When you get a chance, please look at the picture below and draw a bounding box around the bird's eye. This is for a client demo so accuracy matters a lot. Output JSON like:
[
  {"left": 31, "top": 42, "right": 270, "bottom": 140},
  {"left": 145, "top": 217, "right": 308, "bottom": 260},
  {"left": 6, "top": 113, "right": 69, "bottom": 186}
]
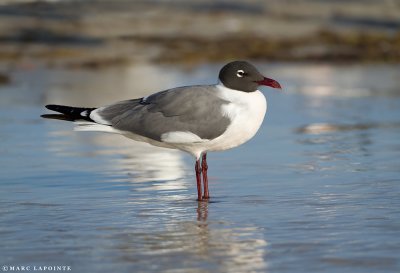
[{"left": 236, "top": 70, "right": 245, "bottom": 77}]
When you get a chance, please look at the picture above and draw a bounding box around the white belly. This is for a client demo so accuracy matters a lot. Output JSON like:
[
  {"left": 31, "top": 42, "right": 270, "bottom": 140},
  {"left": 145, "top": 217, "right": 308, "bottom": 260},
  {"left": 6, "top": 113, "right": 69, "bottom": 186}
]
[{"left": 207, "top": 89, "right": 267, "bottom": 151}]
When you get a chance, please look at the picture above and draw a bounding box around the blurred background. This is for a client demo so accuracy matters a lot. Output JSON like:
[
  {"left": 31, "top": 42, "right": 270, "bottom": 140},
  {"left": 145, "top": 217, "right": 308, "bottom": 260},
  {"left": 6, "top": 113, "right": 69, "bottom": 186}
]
[
  {"left": 0, "top": 0, "right": 399, "bottom": 72},
  {"left": 1, "top": 1, "right": 400, "bottom": 273}
]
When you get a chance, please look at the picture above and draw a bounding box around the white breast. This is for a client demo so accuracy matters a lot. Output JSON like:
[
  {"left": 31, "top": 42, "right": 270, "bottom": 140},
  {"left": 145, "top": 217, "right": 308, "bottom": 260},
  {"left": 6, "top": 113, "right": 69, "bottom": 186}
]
[{"left": 206, "top": 84, "right": 267, "bottom": 152}]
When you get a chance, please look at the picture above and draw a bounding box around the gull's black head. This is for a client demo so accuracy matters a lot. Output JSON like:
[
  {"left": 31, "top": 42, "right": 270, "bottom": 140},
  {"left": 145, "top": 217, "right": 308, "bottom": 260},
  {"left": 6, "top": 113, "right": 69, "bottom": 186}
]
[{"left": 218, "top": 61, "right": 281, "bottom": 92}]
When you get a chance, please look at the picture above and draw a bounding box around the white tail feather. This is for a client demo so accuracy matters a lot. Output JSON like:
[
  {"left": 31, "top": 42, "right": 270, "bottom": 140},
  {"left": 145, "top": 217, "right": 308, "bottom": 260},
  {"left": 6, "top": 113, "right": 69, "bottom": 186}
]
[{"left": 73, "top": 122, "right": 120, "bottom": 134}]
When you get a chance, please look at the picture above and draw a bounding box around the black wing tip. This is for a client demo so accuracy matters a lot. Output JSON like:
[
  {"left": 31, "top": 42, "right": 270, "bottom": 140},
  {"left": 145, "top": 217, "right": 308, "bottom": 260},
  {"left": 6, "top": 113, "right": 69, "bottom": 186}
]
[
  {"left": 43, "top": 104, "right": 97, "bottom": 122},
  {"left": 45, "top": 104, "right": 63, "bottom": 111},
  {"left": 41, "top": 114, "right": 75, "bottom": 121}
]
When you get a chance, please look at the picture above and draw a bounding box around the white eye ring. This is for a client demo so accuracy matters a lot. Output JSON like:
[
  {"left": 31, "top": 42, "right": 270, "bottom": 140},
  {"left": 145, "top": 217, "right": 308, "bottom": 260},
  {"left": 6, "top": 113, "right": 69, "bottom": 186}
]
[{"left": 236, "top": 70, "right": 245, "bottom": 77}]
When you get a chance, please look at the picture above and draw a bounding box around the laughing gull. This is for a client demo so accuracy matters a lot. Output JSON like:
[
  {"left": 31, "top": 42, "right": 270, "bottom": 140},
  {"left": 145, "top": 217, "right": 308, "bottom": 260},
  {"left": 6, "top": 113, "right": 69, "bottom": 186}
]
[{"left": 42, "top": 61, "right": 282, "bottom": 201}]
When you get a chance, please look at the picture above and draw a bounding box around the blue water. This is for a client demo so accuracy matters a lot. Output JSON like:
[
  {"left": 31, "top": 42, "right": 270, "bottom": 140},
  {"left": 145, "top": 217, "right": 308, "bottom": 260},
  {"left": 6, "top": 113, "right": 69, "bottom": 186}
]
[{"left": 1, "top": 63, "right": 400, "bottom": 272}]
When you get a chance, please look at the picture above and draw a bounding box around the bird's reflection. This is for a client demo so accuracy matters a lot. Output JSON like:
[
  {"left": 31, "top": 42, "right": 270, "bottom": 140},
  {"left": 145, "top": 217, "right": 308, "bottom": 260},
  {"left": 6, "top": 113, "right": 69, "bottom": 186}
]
[
  {"left": 196, "top": 200, "right": 209, "bottom": 222},
  {"left": 113, "top": 200, "right": 268, "bottom": 272}
]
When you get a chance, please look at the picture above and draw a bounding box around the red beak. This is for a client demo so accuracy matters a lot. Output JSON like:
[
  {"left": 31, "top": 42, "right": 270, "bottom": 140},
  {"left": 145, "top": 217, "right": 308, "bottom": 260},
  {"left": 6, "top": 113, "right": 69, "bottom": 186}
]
[{"left": 256, "top": 77, "right": 282, "bottom": 89}]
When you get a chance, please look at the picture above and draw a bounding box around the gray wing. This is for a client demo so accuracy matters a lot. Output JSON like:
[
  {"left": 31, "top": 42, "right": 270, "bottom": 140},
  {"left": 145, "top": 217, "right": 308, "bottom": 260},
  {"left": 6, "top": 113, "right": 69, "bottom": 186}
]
[{"left": 96, "top": 85, "right": 231, "bottom": 142}]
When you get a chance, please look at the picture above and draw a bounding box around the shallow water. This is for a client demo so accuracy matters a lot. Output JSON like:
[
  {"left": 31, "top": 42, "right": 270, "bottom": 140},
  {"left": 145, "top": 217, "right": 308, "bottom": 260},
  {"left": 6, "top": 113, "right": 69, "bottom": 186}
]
[{"left": 1, "top": 63, "right": 400, "bottom": 273}]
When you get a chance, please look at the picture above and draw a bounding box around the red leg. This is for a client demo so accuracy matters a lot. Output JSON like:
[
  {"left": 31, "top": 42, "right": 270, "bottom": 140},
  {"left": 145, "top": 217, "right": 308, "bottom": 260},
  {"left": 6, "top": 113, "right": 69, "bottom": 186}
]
[
  {"left": 195, "top": 159, "right": 203, "bottom": 201},
  {"left": 202, "top": 153, "right": 210, "bottom": 199}
]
